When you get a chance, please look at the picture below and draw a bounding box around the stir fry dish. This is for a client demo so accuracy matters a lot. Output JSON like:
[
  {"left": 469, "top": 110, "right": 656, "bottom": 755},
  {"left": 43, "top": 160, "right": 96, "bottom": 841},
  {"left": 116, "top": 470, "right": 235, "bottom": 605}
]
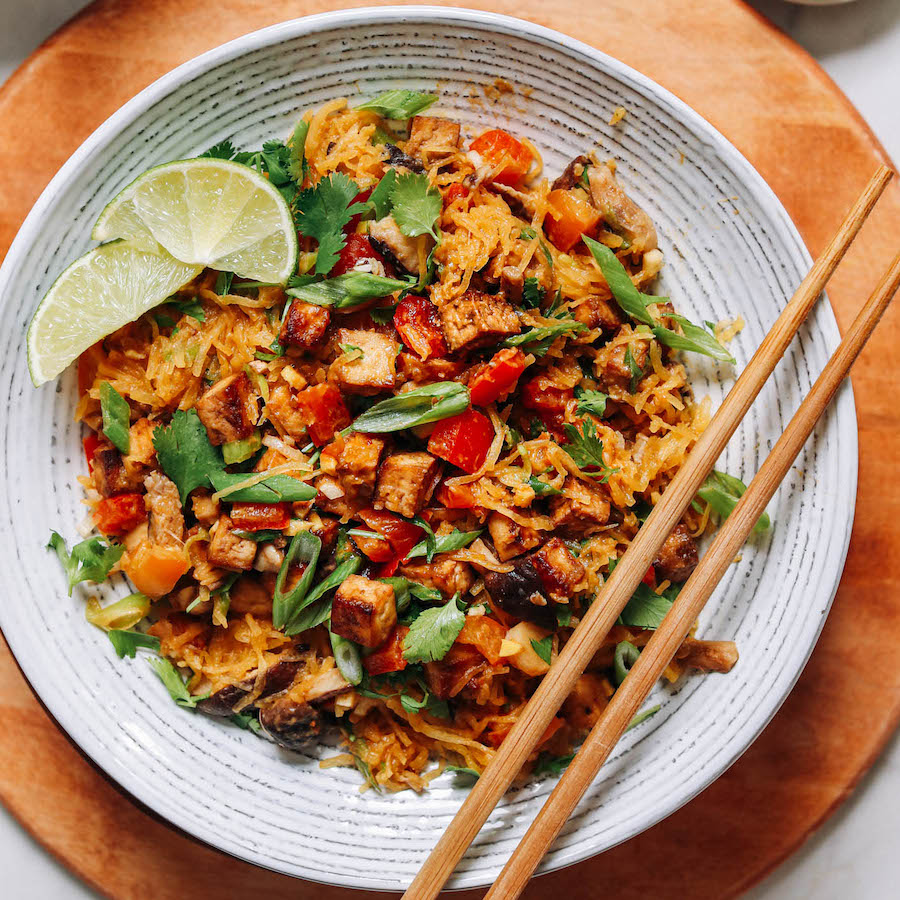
[{"left": 41, "top": 89, "right": 768, "bottom": 792}]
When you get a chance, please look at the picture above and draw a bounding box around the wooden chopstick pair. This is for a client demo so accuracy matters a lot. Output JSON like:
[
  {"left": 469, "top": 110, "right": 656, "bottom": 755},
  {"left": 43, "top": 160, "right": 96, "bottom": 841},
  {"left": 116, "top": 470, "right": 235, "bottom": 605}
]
[{"left": 403, "top": 165, "right": 895, "bottom": 900}]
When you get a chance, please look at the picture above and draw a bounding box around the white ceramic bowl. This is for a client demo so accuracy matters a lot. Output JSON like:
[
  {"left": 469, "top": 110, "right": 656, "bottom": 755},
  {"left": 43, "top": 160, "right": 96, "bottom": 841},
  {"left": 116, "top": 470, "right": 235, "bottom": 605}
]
[{"left": 0, "top": 6, "right": 856, "bottom": 891}]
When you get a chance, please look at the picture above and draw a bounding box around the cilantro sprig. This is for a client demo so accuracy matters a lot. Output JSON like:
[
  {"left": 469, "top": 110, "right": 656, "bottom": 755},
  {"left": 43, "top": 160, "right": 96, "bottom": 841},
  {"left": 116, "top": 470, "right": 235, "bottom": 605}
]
[
  {"left": 402, "top": 593, "right": 466, "bottom": 664},
  {"left": 100, "top": 382, "right": 131, "bottom": 454},
  {"left": 562, "top": 420, "right": 618, "bottom": 482},
  {"left": 48, "top": 532, "right": 124, "bottom": 595},
  {"left": 389, "top": 172, "right": 442, "bottom": 241},
  {"left": 152, "top": 409, "right": 224, "bottom": 504}
]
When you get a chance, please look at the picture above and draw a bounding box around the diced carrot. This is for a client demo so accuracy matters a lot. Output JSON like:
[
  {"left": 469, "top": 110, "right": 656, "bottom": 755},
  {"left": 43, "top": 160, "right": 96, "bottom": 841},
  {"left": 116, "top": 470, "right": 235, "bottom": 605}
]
[
  {"left": 470, "top": 129, "right": 532, "bottom": 185},
  {"left": 544, "top": 188, "right": 601, "bottom": 252},
  {"left": 123, "top": 542, "right": 189, "bottom": 598}
]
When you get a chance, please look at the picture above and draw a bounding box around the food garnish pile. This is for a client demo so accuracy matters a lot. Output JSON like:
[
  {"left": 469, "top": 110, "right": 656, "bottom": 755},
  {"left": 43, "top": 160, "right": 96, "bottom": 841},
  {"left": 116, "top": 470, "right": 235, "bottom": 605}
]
[{"left": 35, "top": 90, "right": 768, "bottom": 791}]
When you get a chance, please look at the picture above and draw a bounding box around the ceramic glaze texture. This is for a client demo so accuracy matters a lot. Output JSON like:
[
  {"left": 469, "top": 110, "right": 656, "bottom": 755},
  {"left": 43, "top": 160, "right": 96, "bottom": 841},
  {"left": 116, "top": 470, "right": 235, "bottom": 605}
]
[{"left": 0, "top": 8, "right": 856, "bottom": 891}]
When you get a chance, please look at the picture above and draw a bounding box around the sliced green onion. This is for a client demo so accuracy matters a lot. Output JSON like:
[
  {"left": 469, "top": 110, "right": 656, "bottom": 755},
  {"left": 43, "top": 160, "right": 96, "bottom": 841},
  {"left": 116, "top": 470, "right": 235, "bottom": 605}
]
[
  {"left": 272, "top": 532, "right": 321, "bottom": 629},
  {"left": 209, "top": 471, "right": 316, "bottom": 503},
  {"left": 100, "top": 381, "right": 131, "bottom": 454},
  {"left": 285, "top": 556, "right": 362, "bottom": 636},
  {"left": 287, "top": 272, "right": 410, "bottom": 309},
  {"left": 613, "top": 640, "right": 640, "bottom": 685},
  {"left": 86, "top": 592, "right": 151, "bottom": 631},
  {"left": 222, "top": 429, "right": 262, "bottom": 464},
  {"left": 351, "top": 382, "right": 469, "bottom": 433},
  {"left": 355, "top": 89, "right": 438, "bottom": 119},
  {"left": 330, "top": 631, "right": 363, "bottom": 685}
]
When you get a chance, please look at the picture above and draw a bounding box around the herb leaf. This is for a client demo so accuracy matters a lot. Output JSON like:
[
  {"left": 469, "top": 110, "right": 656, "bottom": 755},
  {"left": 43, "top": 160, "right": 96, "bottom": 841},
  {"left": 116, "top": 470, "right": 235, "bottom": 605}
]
[
  {"left": 504, "top": 317, "right": 585, "bottom": 355},
  {"left": 584, "top": 236, "right": 655, "bottom": 326},
  {"left": 272, "top": 532, "right": 321, "bottom": 630},
  {"left": 378, "top": 576, "right": 442, "bottom": 612},
  {"left": 528, "top": 475, "right": 562, "bottom": 497},
  {"left": 100, "top": 382, "right": 131, "bottom": 454},
  {"left": 48, "top": 532, "right": 124, "bottom": 595},
  {"left": 562, "top": 420, "right": 618, "bottom": 482},
  {"left": 654, "top": 315, "right": 735, "bottom": 364},
  {"left": 208, "top": 472, "right": 316, "bottom": 503},
  {"left": 284, "top": 556, "right": 363, "bottom": 636},
  {"left": 148, "top": 657, "right": 205, "bottom": 708},
  {"left": 405, "top": 528, "right": 482, "bottom": 560},
  {"left": 533, "top": 752, "right": 575, "bottom": 777},
  {"left": 531, "top": 635, "right": 553, "bottom": 665},
  {"left": 402, "top": 593, "right": 465, "bottom": 664},
  {"left": 390, "top": 172, "right": 442, "bottom": 241},
  {"left": 356, "top": 90, "right": 438, "bottom": 119},
  {"left": 697, "top": 470, "right": 771, "bottom": 532},
  {"left": 368, "top": 170, "right": 398, "bottom": 219},
  {"left": 574, "top": 387, "right": 609, "bottom": 418},
  {"left": 626, "top": 703, "right": 661, "bottom": 731},
  {"left": 200, "top": 140, "right": 238, "bottom": 160},
  {"left": 351, "top": 382, "right": 469, "bottom": 433},
  {"left": 522, "top": 277, "right": 544, "bottom": 309},
  {"left": 619, "top": 583, "right": 675, "bottom": 628},
  {"left": 287, "top": 272, "right": 410, "bottom": 308},
  {"left": 295, "top": 173, "right": 367, "bottom": 275},
  {"left": 152, "top": 409, "right": 224, "bottom": 504},
  {"left": 107, "top": 630, "right": 160, "bottom": 659}
]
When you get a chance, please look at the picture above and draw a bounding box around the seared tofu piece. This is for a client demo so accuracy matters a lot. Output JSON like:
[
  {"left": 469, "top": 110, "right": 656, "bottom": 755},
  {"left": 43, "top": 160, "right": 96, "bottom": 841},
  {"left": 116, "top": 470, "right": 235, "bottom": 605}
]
[
  {"left": 654, "top": 523, "right": 699, "bottom": 583},
  {"left": 398, "top": 352, "right": 466, "bottom": 385},
  {"left": 550, "top": 477, "right": 611, "bottom": 532},
  {"left": 588, "top": 164, "right": 658, "bottom": 253},
  {"left": 531, "top": 538, "right": 585, "bottom": 599},
  {"left": 330, "top": 575, "right": 397, "bottom": 648},
  {"left": 143, "top": 472, "right": 184, "bottom": 547},
  {"left": 574, "top": 295, "right": 623, "bottom": 332},
  {"left": 207, "top": 515, "right": 257, "bottom": 571},
  {"left": 196, "top": 372, "right": 257, "bottom": 445},
  {"left": 265, "top": 385, "right": 307, "bottom": 441},
  {"left": 329, "top": 328, "right": 398, "bottom": 395},
  {"left": 601, "top": 331, "right": 650, "bottom": 389},
  {"left": 500, "top": 266, "right": 524, "bottom": 304},
  {"left": 279, "top": 300, "right": 331, "bottom": 349},
  {"left": 314, "top": 474, "right": 365, "bottom": 521},
  {"left": 551, "top": 154, "right": 592, "bottom": 191},
  {"left": 191, "top": 490, "right": 220, "bottom": 527},
  {"left": 374, "top": 452, "right": 442, "bottom": 518},
  {"left": 92, "top": 443, "right": 143, "bottom": 497},
  {"left": 122, "top": 417, "right": 157, "bottom": 479},
  {"left": 440, "top": 291, "right": 520, "bottom": 353},
  {"left": 423, "top": 643, "right": 485, "bottom": 699},
  {"left": 228, "top": 574, "right": 274, "bottom": 616},
  {"left": 399, "top": 558, "right": 476, "bottom": 600},
  {"left": 487, "top": 512, "right": 542, "bottom": 562},
  {"left": 405, "top": 115, "right": 461, "bottom": 158},
  {"left": 369, "top": 215, "right": 430, "bottom": 276},
  {"left": 676, "top": 638, "right": 739, "bottom": 674},
  {"left": 319, "top": 432, "right": 386, "bottom": 504}
]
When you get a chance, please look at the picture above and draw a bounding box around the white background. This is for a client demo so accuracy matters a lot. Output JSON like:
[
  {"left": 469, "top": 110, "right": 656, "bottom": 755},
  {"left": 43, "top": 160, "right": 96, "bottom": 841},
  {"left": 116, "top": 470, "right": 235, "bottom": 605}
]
[{"left": 0, "top": 0, "right": 898, "bottom": 897}]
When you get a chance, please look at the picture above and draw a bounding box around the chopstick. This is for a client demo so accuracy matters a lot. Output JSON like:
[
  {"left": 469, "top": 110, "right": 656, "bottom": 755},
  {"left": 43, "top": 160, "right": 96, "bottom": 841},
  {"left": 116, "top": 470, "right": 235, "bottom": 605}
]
[
  {"left": 402, "top": 164, "right": 893, "bottom": 900},
  {"left": 487, "top": 245, "right": 900, "bottom": 899}
]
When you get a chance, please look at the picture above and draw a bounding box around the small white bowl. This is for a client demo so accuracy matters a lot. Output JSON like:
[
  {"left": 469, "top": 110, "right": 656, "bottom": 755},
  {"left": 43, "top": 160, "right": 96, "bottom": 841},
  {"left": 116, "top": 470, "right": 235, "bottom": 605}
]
[{"left": 0, "top": 6, "right": 856, "bottom": 891}]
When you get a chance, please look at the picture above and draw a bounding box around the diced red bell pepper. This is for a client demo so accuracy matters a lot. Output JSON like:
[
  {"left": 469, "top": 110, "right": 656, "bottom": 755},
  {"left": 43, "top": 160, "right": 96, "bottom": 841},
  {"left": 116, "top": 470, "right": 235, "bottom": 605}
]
[
  {"left": 293, "top": 383, "right": 351, "bottom": 446},
  {"left": 544, "top": 188, "right": 602, "bottom": 252},
  {"left": 485, "top": 723, "right": 510, "bottom": 748},
  {"left": 229, "top": 502, "right": 291, "bottom": 532},
  {"left": 83, "top": 433, "right": 101, "bottom": 474},
  {"left": 455, "top": 616, "right": 506, "bottom": 665},
  {"left": 642, "top": 566, "right": 657, "bottom": 587},
  {"left": 428, "top": 408, "right": 494, "bottom": 474},
  {"left": 521, "top": 377, "right": 573, "bottom": 438},
  {"left": 469, "top": 129, "right": 533, "bottom": 185},
  {"left": 330, "top": 232, "right": 390, "bottom": 277},
  {"left": 363, "top": 625, "right": 410, "bottom": 676},
  {"left": 93, "top": 493, "right": 147, "bottom": 536},
  {"left": 443, "top": 183, "right": 470, "bottom": 205},
  {"left": 393, "top": 296, "right": 448, "bottom": 361},
  {"left": 469, "top": 348, "right": 527, "bottom": 406},
  {"left": 357, "top": 508, "right": 424, "bottom": 562}
]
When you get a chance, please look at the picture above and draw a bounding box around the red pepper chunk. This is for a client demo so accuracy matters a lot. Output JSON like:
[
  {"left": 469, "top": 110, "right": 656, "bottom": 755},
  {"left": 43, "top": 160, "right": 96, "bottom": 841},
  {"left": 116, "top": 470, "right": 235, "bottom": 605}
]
[
  {"left": 93, "top": 493, "right": 146, "bottom": 536},
  {"left": 521, "top": 377, "right": 573, "bottom": 439},
  {"left": 363, "top": 625, "right": 410, "bottom": 675},
  {"left": 544, "top": 188, "right": 602, "bottom": 252},
  {"left": 229, "top": 502, "right": 291, "bottom": 532},
  {"left": 469, "top": 129, "right": 532, "bottom": 185},
  {"left": 330, "top": 232, "right": 390, "bottom": 277},
  {"left": 393, "top": 296, "right": 447, "bottom": 361},
  {"left": 469, "top": 348, "right": 527, "bottom": 406},
  {"left": 356, "top": 508, "right": 424, "bottom": 561},
  {"left": 293, "top": 383, "right": 351, "bottom": 446},
  {"left": 642, "top": 566, "right": 657, "bottom": 587},
  {"left": 428, "top": 408, "right": 494, "bottom": 474},
  {"left": 443, "top": 183, "right": 470, "bottom": 205}
]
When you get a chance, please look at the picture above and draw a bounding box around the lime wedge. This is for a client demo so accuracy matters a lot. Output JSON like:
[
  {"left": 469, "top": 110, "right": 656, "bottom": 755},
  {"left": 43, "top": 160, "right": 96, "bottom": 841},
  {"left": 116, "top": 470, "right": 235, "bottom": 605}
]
[
  {"left": 92, "top": 158, "right": 298, "bottom": 284},
  {"left": 27, "top": 242, "right": 202, "bottom": 386}
]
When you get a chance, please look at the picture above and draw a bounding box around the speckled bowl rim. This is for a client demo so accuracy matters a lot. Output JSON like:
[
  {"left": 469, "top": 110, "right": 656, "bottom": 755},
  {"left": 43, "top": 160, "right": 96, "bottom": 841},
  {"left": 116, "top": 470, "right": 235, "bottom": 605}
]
[{"left": 0, "top": 5, "right": 856, "bottom": 890}]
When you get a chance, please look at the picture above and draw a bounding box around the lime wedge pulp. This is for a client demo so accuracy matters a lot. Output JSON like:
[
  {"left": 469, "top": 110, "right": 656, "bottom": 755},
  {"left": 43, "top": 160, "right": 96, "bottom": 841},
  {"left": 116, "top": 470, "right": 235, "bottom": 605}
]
[
  {"left": 26, "top": 242, "right": 202, "bottom": 386},
  {"left": 91, "top": 158, "right": 298, "bottom": 284}
]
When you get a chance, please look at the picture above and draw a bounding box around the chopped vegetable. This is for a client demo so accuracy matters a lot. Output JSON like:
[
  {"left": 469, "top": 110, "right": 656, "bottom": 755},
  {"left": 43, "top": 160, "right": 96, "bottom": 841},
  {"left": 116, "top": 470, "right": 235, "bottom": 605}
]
[
  {"left": 544, "top": 188, "right": 601, "bottom": 252},
  {"left": 209, "top": 472, "right": 316, "bottom": 503},
  {"left": 402, "top": 593, "right": 466, "bottom": 664},
  {"left": 330, "top": 631, "right": 363, "bottom": 685},
  {"left": 222, "top": 429, "right": 262, "bottom": 465},
  {"left": 355, "top": 89, "right": 438, "bottom": 119},
  {"left": 107, "top": 630, "right": 160, "bottom": 659},
  {"left": 405, "top": 528, "right": 481, "bottom": 560},
  {"left": 287, "top": 271, "right": 409, "bottom": 309},
  {"left": 613, "top": 640, "right": 640, "bottom": 685},
  {"left": 148, "top": 657, "right": 206, "bottom": 708},
  {"left": 393, "top": 295, "right": 447, "bottom": 360},
  {"left": 655, "top": 314, "right": 736, "bottom": 364},
  {"left": 574, "top": 387, "right": 609, "bottom": 418},
  {"left": 93, "top": 493, "right": 146, "bottom": 536},
  {"left": 284, "top": 556, "right": 362, "bottom": 636},
  {"left": 100, "top": 381, "right": 131, "bottom": 454},
  {"left": 352, "top": 382, "right": 469, "bottom": 433},
  {"left": 229, "top": 502, "right": 291, "bottom": 532},
  {"left": 122, "top": 542, "right": 189, "bottom": 598},
  {"left": 469, "top": 348, "right": 527, "bottom": 406},
  {"left": 470, "top": 129, "right": 532, "bottom": 185},
  {"left": 363, "top": 625, "right": 410, "bottom": 675},
  {"left": 272, "top": 531, "right": 321, "bottom": 629},
  {"left": 697, "top": 470, "right": 771, "bottom": 532},
  {"left": 85, "top": 592, "right": 151, "bottom": 631},
  {"left": 625, "top": 704, "right": 661, "bottom": 731},
  {"left": 389, "top": 172, "right": 442, "bottom": 241},
  {"left": 563, "top": 420, "right": 618, "bottom": 482},
  {"left": 152, "top": 409, "right": 224, "bottom": 504},
  {"left": 427, "top": 408, "right": 494, "bottom": 473},
  {"left": 48, "top": 532, "right": 124, "bottom": 595},
  {"left": 294, "top": 382, "right": 352, "bottom": 446}
]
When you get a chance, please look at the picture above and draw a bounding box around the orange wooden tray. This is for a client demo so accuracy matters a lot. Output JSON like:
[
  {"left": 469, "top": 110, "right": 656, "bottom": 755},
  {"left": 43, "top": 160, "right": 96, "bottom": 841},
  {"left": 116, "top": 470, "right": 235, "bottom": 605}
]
[{"left": 1, "top": 1, "right": 898, "bottom": 898}]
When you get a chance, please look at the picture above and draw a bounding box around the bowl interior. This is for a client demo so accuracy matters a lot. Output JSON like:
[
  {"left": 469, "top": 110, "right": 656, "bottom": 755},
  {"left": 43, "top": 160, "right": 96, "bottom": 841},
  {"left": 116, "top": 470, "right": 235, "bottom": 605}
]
[{"left": 0, "top": 8, "right": 855, "bottom": 891}]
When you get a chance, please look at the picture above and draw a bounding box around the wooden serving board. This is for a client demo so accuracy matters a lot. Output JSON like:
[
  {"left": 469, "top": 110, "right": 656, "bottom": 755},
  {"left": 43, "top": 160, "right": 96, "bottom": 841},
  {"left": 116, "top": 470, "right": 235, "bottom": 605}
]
[{"left": 1, "top": 1, "right": 898, "bottom": 897}]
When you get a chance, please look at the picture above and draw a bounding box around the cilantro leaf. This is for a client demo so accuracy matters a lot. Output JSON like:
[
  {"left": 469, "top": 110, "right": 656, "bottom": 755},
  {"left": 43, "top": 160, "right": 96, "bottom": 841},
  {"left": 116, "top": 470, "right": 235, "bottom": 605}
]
[
  {"left": 378, "top": 576, "right": 442, "bottom": 612},
  {"left": 618, "top": 582, "right": 676, "bottom": 628},
  {"left": 522, "top": 277, "right": 544, "bottom": 309},
  {"left": 100, "top": 382, "right": 130, "bottom": 454},
  {"left": 107, "top": 630, "right": 160, "bottom": 659},
  {"left": 697, "top": 470, "right": 771, "bottom": 533},
  {"left": 200, "top": 140, "right": 238, "bottom": 160},
  {"left": 148, "top": 657, "right": 206, "bottom": 708},
  {"left": 402, "top": 593, "right": 465, "bottom": 664},
  {"left": 389, "top": 172, "right": 441, "bottom": 241},
  {"left": 531, "top": 635, "right": 553, "bottom": 665},
  {"left": 231, "top": 711, "right": 262, "bottom": 733},
  {"left": 556, "top": 604, "right": 573, "bottom": 627},
  {"left": 213, "top": 271, "right": 234, "bottom": 296},
  {"left": 152, "top": 409, "right": 224, "bottom": 504},
  {"left": 399, "top": 686, "right": 450, "bottom": 719},
  {"left": 368, "top": 170, "right": 398, "bottom": 219},
  {"left": 562, "top": 420, "right": 618, "bottom": 482},
  {"left": 574, "top": 387, "right": 608, "bottom": 418},
  {"left": 412, "top": 516, "right": 438, "bottom": 562},
  {"left": 48, "top": 532, "right": 124, "bottom": 595},
  {"left": 356, "top": 89, "right": 438, "bottom": 119},
  {"left": 294, "top": 173, "right": 366, "bottom": 275},
  {"left": 533, "top": 752, "right": 575, "bottom": 777}
]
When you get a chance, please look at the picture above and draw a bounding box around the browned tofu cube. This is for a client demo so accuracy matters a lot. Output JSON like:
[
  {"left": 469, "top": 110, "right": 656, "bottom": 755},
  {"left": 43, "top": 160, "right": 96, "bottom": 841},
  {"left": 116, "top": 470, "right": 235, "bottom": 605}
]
[
  {"left": 549, "top": 477, "right": 611, "bottom": 533},
  {"left": 573, "top": 295, "right": 623, "bottom": 332},
  {"left": 374, "top": 452, "right": 442, "bottom": 518},
  {"left": 92, "top": 442, "right": 142, "bottom": 497},
  {"left": 330, "top": 575, "right": 397, "bottom": 648},
  {"left": 531, "top": 538, "right": 585, "bottom": 599},
  {"left": 329, "top": 328, "right": 398, "bottom": 395},
  {"left": 313, "top": 474, "right": 365, "bottom": 521},
  {"left": 397, "top": 351, "right": 465, "bottom": 385},
  {"left": 654, "top": 523, "right": 698, "bottom": 583},
  {"left": 601, "top": 330, "right": 649, "bottom": 389},
  {"left": 207, "top": 515, "right": 257, "bottom": 571},
  {"left": 487, "top": 512, "right": 542, "bottom": 561},
  {"left": 439, "top": 291, "right": 520, "bottom": 352},
  {"left": 369, "top": 216, "right": 426, "bottom": 276},
  {"left": 399, "top": 558, "right": 476, "bottom": 600},
  {"left": 279, "top": 300, "right": 330, "bottom": 349},
  {"left": 265, "top": 385, "right": 307, "bottom": 441},
  {"left": 196, "top": 372, "right": 257, "bottom": 445},
  {"left": 320, "top": 432, "right": 386, "bottom": 503},
  {"left": 406, "top": 115, "right": 461, "bottom": 158}
]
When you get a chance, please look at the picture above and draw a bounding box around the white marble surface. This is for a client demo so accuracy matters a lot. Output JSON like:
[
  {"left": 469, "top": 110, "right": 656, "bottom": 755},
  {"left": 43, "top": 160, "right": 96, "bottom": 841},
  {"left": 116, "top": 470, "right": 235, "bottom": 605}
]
[{"left": 0, "top": 1, "right": 898, "bottom": 897}]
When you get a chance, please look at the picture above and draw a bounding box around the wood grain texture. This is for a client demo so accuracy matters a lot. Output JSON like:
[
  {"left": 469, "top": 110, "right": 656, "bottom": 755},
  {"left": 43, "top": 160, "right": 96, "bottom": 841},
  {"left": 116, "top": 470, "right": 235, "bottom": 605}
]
[{"left": 0, "top": 1, "right": 898, "bottom": 898}]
